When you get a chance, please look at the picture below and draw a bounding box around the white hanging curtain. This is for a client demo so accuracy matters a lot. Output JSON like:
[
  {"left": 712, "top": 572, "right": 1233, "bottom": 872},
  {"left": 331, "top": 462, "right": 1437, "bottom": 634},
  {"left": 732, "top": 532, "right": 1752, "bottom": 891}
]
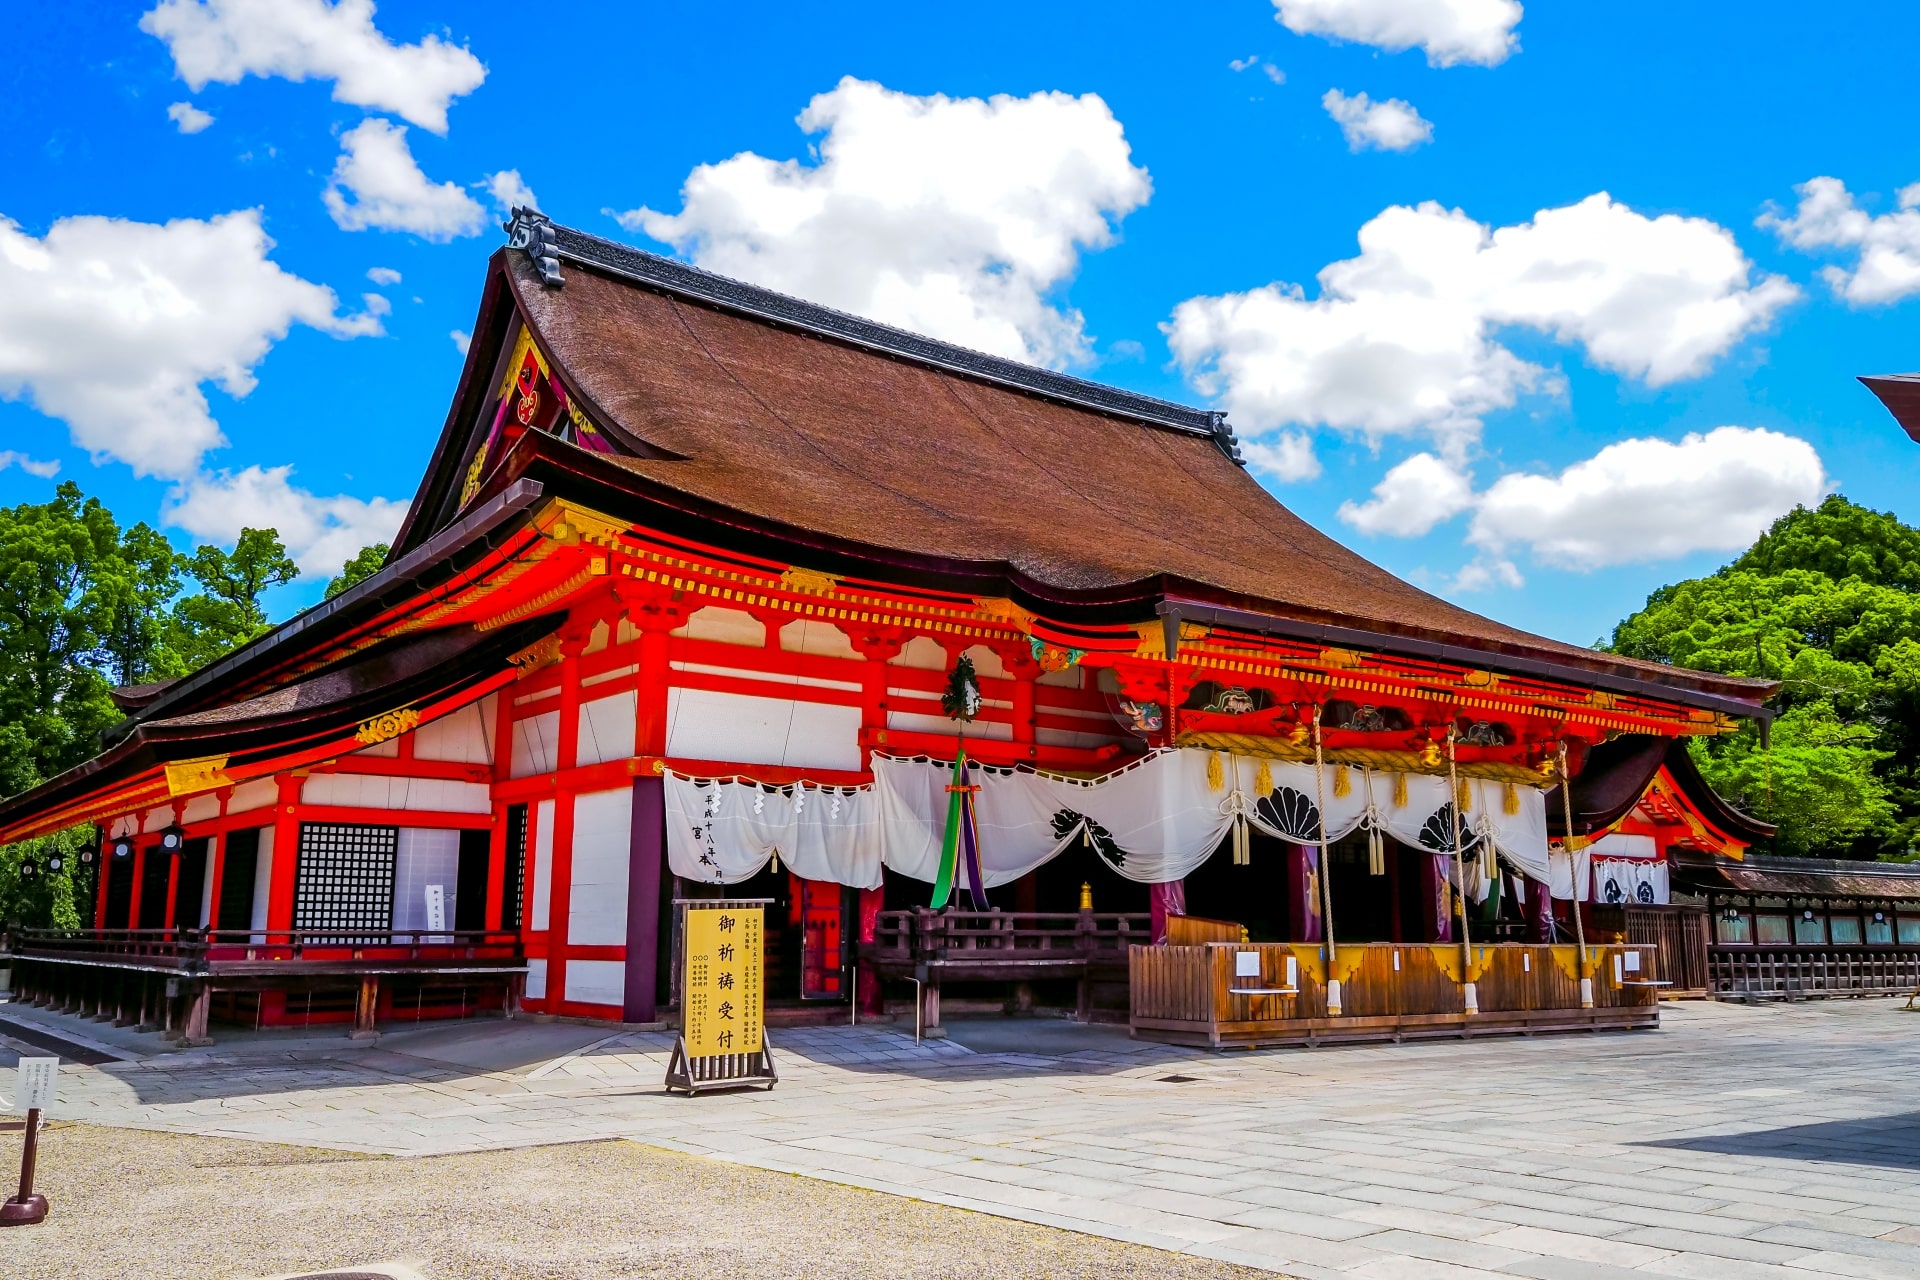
[
  {"left": 662, "top": 751, "right": 1554, "bottom": 893},
  {"left": 663, "top": 772, "right": 883, "bottom": 889},
  {"left": 1548, "top": 845, "right": 1595, "bottom": 901},
  {"left": 872, "top": 751, "right": 1552, "bottom": 889},
  {"left": 1592, "top": 856, "right": 1669, "bottom": 906}
]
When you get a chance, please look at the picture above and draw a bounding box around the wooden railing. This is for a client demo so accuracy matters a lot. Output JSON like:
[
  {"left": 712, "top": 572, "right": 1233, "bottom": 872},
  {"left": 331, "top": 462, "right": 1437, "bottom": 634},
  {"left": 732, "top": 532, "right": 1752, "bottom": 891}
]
[
  {"left": 866, "top": 909, "right": 1151, "bottom": 968},
  {"left": 1709, "top": 946, "right": 1920, "bottom": 998},
  {"left": 13, "top": 927, "right": 522, "bottom": 971},
  {"left": 1130, "top": 941, "right": 1659, "bottom": 1048}
]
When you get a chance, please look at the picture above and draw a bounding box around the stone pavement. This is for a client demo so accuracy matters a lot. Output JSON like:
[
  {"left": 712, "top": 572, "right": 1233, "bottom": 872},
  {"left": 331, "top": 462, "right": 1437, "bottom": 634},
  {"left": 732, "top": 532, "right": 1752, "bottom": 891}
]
[{"left": 4, "top": 998, "right": 1920, "bottom": 1279}]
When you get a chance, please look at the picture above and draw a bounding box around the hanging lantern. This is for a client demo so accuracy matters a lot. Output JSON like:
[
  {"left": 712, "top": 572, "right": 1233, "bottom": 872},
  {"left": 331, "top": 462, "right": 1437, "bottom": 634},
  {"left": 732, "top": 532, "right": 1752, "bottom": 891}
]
[
  {"left": 159, "top": 826, "right": 186, "bottom": 855},
  {"left": 47, "top": 856, "right": 60, "bottom": 872},
  {"left": 111, "top": 836, "right": 134, "bottom": 860}
]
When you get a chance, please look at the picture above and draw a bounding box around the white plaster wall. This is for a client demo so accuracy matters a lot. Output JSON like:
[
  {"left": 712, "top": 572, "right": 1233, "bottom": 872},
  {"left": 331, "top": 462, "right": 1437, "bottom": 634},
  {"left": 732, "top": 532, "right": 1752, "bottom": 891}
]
[
  {"left": 564, "top": 958, "right": 625, "bottom": 1008},
  {"left": 665, "top": 688, "right": 862, "bottom": 770},
  {"left": 568, "top": 788, "right": 631, "bottom": 947},
  {"left": 301, "top": 774, "right": 490, "bottom": 813},
  {"left": 577, "top": 690, "right": 637, "bottom": 766},
  {"left": 181, "top": 793, "right": 222, "bottom": 824},
  {"left": 780, "top": 619, "right": 859, "bottom": 659},
  {"left": 510, "top": 710, "right": 560, "bottom": 778},
  {"left": 673, "top": 605, "right": 765, "bottom": 647},
  {"left": 226, "top": 777, "right": 279, "bottom": 815},
  {"left": 251, "top": 827, "right": 275, "bottom": 934},
  {"left": 415, "top": 694, "right": 496, "bottom": 764},
  {"left": 890, "top": 635, "right": 948, "bottom": 670},
  {"left": 530, "top": 798, "right": 554, "bottom": 931},
  {"left": 525, "top": 957, "right": 548, "bottom": 1000}
]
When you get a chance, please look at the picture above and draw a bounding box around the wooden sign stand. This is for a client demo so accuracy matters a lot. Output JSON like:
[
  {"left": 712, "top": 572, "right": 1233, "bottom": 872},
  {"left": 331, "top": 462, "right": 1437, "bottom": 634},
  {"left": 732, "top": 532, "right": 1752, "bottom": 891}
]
[
  {"left": 664, "top": 1035, "right": 778, "bottom": 1095},
  {"left": 665, "top": 897, "right": 778, "bottom": 1096}
]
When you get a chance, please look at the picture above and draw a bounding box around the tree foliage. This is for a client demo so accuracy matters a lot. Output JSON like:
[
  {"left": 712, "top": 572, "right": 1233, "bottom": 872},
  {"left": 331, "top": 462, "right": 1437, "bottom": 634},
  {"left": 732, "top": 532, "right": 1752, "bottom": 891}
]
[
  {"left": 326, "top": 542, "right": 389, "bottom": 598},
  {"left": 1606, "top": 496, "right": 1920, "bottom": 859},
  {"left": 0, "top": 485, "right": 307, "bottom": 925}
]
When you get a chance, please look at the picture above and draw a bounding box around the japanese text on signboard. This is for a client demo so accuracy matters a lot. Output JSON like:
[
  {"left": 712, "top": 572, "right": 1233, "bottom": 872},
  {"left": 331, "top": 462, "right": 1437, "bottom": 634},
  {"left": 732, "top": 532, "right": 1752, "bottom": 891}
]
[{"left": 683, "top": 907, "right": 764, "bottom": 1057}]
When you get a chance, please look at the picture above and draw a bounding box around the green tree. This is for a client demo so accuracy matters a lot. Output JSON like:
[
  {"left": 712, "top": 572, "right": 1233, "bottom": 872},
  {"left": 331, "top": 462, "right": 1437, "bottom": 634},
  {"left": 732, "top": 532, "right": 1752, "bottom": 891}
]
[
  {"left": 0, "top": 827, "right": 89, "bottom": 929},
  {"left": 326, "top": 542, "right": 389, "bottom": 598},
  {"left": 1606, "top": 496, "right": 1920, "bottom": 860},
  {"left": 167, "top": 528, "right": 299, "bottom": 671}
]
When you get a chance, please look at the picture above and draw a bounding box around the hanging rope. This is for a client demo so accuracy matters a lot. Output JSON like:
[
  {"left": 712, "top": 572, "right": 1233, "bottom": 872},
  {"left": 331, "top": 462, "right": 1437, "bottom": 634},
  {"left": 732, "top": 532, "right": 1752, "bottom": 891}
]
[
  {"left": 1313, "top": 708, "right": 1341, "bottom": 1010},
  {"left": 1558, "top": 741, "right": 1591, "bottom": 1005},
  {"left": 1446, "top": 726, "right": 1476, "bottom": 1013},
  {"left": 1362, "top": 768, "right": 1385, "bottom": 875}
]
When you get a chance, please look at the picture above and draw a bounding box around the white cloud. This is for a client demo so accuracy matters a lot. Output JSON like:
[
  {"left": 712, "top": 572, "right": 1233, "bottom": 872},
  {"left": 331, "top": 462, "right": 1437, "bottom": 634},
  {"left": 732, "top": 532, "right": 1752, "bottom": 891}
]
[
  {"left": 1242, "top": 432, "right": 1322, "bottom": 482},
  {"left": 1449, "top": 558, "right": 1524, "bottom": 592},
  {"left": 1758, "top": 175, "right": 1920, "bottom": 306},
  {"left": 484, "top": 168, "right": 539, "bottom": 215},
  {"left": 1322, "top": 89, "right": 1432, "bottom": 152},
  {"left": 167, "top": 101, "right": 214, "bottom": 133},
  {"left": 323, "top": 118, "right": 486, "bottom": 240},
  {"left": 1230, "top": 54, "right": 1260, "bottom": 71},
  {"left": 1273, "top": 0, "right": 1523, "bottom": 67},
  {"left": 0, "top": 208, "right": 379, "bottom": 479},
  {"left": 450, "top": 328, "right": 470, "bottom": 354},
  {"left": 165, "top": 465, "right": 406, "bottom": 576},
  {"left": 0, "top": 452, "right": 60, "bottom": 479},
  {"left": 1468, "top": 426, "right": 1831, "bottom": 568},
  {"left": 1165, "top": 193, "right": 1798, "bottom": 458},
  {"left": 1339, "top": 451, "right": 1474, "bottom": 536},
  {"left": 619, "top": 76, "right": 1151, "bottom": 368},
  {"left": 140, "top": 0, "right": 485, "bottom": 133},
  {"left": 365, "top": 265, "right": 400, "bottom": 285}
]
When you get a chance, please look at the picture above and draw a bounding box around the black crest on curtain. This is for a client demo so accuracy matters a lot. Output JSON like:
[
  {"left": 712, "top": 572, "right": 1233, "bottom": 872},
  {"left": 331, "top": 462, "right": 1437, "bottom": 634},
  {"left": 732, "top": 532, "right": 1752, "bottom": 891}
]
[
  {"left": 1256, "top": 786, "right": 1320, "bottom": 842},
  {"left": 1417, "top": 803, "right": 1479, "bottom": 853},
  {"left": 1051, "top": 809, "right": 1123, "bottom": 865}
]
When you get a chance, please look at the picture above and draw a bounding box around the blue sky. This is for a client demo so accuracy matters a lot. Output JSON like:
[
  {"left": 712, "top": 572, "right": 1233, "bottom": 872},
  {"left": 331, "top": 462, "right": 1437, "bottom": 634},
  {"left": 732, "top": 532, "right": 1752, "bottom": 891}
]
[{"left": 3, "top": 1, "right": 1918, "bottom": 646}]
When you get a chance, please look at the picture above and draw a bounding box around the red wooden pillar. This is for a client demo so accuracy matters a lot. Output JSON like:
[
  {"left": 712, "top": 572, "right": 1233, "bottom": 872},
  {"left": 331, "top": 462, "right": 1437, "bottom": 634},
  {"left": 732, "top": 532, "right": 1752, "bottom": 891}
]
[
  {"left": 127, "top": 842, "right": 147, "bottom": 930},
  {"left": 856, "top": 883, "right": 885, "bottom": 1017},
  {"left": 546, "top": 634, "right": 588, "bottom": 1010},
  {"left": 487, "top": 688, "right": 517, "bottom": 932},
  {"left": 204, "top": 831, "right": 226, "bottom": 934},
  {"left": 93, "top": 824, "right": 111, "bottom": 929},
  {"left": 266, "top": 775, "right": 302, "bottom": 933},
  {"left": 162, "top": 852, "right": 181, "bottom": 930},
  {"left": 623, "top": 603, "right": 676, "bottom": 1023}
]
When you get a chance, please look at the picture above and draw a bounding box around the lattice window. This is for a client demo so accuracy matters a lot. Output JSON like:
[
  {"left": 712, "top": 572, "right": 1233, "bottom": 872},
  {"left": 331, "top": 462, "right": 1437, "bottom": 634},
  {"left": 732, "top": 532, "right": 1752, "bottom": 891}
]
[{"left": 294, "top": 823, "right": 398, "bottom": 941}]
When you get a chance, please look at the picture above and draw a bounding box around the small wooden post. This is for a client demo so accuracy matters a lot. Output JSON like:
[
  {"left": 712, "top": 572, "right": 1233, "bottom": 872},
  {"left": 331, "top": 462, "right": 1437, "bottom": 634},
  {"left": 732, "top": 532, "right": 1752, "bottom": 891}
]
[
  {"left": 352, "top": 977, "right": 380, "bottom": 1039},
  {"left": 181, "top": 983, "right": 213, "bottom": 1047},
  {"left": 0, "top": 1109, "right": 48, "bottom": 1226}
]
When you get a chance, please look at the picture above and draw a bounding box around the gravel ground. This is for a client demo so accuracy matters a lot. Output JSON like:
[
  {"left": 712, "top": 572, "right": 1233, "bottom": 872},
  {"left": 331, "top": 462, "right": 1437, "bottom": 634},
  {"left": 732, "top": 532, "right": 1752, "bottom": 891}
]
[{"left": 1, "top": 1123, "right": 1279, "bottom": 1280}]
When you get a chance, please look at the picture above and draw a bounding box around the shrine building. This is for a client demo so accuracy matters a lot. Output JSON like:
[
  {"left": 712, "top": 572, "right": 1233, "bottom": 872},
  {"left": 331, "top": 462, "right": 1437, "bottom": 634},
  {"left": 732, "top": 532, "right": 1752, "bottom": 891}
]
[{"left": 0, "top": 212, "right": 1785, "bottom": 1047}]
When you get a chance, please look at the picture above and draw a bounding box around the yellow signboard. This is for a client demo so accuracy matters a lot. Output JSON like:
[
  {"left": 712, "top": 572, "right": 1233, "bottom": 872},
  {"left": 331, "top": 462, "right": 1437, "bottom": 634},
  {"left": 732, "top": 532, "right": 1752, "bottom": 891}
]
[{"left": 683, "top": 906, "right": 764, "bottom": 1057}]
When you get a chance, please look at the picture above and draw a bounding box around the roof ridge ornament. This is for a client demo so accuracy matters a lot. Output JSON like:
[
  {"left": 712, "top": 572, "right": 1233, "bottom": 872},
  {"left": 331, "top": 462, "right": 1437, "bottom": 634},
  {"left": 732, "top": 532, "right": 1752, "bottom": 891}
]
[
  {"left": 1208, "top": 411, "right": 1245, "bottom": 467},
  {"left": 504, "top": 207, "right": 564, "bottom": 287}
]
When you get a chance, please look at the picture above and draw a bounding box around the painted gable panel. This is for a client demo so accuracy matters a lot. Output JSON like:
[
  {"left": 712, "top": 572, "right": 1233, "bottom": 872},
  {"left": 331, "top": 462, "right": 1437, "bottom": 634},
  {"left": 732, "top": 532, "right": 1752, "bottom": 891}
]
[{"left": 511, "top": 710, "right": 560, "bottom": 778}]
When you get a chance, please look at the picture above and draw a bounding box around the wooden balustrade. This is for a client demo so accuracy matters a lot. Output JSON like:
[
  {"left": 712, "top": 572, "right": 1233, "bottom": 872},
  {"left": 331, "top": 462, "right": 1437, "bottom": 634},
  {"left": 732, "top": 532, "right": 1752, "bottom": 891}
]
[
  {"left": 1130, "top": 941, "right": 1660, "bottom": 1049},
  {"left": 13, "top": 926, "right": 523, "bottom": 973},
  {"left": 1709, "top": 946, "right": 1920, "bottom": 998}
]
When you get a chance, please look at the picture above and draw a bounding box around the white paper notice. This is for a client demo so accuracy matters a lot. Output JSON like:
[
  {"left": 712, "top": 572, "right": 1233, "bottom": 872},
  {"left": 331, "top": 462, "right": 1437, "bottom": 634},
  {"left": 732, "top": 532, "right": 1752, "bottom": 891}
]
[
  {"left": 1234, "top": 950, "right": 1261, "bottom": 978},
  {"left": 425, "top": 884, "right": 447, "bottom": 933},
  {"left": 13, "top": 1057, "right": 56, "bottom": 1113}
]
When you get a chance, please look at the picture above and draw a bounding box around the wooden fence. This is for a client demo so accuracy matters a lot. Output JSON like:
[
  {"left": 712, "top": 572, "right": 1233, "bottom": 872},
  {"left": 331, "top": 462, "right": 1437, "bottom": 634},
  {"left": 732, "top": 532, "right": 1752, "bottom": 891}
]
[{"left": 1709, "top": 946, "right": 1920, "bottom": 998}]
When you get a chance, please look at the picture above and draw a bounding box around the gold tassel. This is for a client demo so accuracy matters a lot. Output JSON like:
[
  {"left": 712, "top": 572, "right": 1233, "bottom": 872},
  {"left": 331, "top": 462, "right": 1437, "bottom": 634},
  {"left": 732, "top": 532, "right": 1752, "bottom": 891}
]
[
  {"left": 1479, "top": 840, "right": 1494, "bottom": 879},
  {"left": 1255, "top": 759, "right": 1272, "bottom": 797},
  {"left": 1233, "top": 816, "right": 1250, "bottom": 865},
  {"left": 1503, "top": 782, "right": 1519, "bottom": 816},
  {"left": 1457, "top": 777, "right": 1472, "bottom": 813},
  {"left": 1393, "top": 772, "right": 1408, "bottom": 808},
  {"left": 1333, "top": 764, "right": 1351, "bottom": 798},
  {"left": 1207, "top": 751, "right": 1224, "bottom": 793},
  {"left": 1367, "top": 826, "right": 1385, "bottom": 876},
  {"left": 771, "top": 849, "right": 780, "bottom": 874}
]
